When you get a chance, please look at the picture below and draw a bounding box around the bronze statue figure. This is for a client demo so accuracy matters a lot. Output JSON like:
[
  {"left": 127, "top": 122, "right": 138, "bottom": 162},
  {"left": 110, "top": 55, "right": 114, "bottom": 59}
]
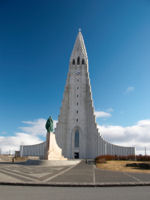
[{"left": 45, "top": 116, "right": 53, "bottom": 133}]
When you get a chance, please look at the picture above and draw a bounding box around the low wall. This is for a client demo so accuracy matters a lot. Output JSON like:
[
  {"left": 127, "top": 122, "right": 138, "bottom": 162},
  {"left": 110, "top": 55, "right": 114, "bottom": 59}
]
[
  {"left": 20, "top": 142, "right": 46, "bottom": 159},
  {"left": 98, "top": 136, "right": 135, "bottom": 156}
]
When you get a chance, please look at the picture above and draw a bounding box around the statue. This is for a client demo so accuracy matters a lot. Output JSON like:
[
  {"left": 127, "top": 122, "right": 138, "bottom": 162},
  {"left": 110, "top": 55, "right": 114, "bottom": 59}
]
[{"left": 45, "top": 116, "right": 53, "bottom": 133}]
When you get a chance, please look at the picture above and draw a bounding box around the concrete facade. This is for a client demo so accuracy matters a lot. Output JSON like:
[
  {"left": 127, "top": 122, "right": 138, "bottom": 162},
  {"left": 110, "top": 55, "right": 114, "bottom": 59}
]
[
  {"left": 20, "top": 31, "right": 135, "bottom": 160},
  {"left": 20, "top": 142, "right": 46, "bottom": 159},
  {"left": 55, "top": 31, "right": 135, "bottom": 159}
]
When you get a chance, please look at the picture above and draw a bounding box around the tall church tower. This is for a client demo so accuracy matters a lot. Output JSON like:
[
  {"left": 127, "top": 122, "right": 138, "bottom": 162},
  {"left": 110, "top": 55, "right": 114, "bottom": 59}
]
[
  {"left": 55, "top": 30, "right": 99, "bottom": 159},
  {"left": 20, "top": 31, "right": 135, "bottom": 159}
]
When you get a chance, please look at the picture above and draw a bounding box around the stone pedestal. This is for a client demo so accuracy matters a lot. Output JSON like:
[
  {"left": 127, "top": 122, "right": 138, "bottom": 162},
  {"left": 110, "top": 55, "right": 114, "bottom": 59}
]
[{"left": 45, "top": 132, "right": 66, "bottom": 160}]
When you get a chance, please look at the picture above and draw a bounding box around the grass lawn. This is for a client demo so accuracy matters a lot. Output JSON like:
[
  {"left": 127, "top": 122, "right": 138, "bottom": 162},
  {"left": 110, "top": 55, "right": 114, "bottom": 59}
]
[{"left": 96, "top": 160, "right": 150, "bottom": 173}]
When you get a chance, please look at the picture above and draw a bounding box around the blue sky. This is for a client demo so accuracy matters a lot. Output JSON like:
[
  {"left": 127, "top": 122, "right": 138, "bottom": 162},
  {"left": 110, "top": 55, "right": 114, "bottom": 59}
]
[{"left": 0, "top": 0, "right": 150, "bottom": 154}]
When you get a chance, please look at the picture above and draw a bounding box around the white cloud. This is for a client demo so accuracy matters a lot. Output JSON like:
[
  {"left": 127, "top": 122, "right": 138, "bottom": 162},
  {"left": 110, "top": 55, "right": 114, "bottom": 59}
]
[
  {"left": 0, "top": 118, "right": 58, "bottom": 154},
  {"left": 53, "top": 120, "right": 57, "bottom": 129},
  {"left": 97, "top": 119, "right": 150, "bottom": 155},
  {"left": 20, "top": 118, "right": 47, "bottom": 136},
  {"left": 95, "top": 111, "right": 112, "bottom": 119},
  {"left": 124, "top": 86, "right": 135, "bottom": 94},
  {"left": 0, "top": 133, "right": 42, "bottom": 154}
]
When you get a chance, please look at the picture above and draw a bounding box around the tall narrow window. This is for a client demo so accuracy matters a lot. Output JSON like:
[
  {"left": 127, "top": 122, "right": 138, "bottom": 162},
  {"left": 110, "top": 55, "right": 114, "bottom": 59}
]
[
  {"left": 72, "top": 59, "right": 75, "bottom": 65},
  {"left": 75, "top": 130, "right": 79, "bottom": 147},
  {"left": 77, "top": 57, "right": 80, "bottom": 65},
  {"left": 82, "top": 59, "right": 85, "bottom": 64}
]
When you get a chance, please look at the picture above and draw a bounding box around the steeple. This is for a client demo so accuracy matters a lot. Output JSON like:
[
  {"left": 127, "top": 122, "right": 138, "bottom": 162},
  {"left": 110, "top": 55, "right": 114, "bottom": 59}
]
[
  {"left": 70, "top": 29, "right": 88, "bottom": 64},
  {"left": 19, "top": 30, "right": 135, "bottom": 160}
]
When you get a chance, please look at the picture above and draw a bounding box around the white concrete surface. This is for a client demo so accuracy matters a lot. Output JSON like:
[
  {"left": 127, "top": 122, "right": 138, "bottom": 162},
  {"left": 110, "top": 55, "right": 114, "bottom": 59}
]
[{"left": 55, "top": 31, "right": 135, "bottom": 159}]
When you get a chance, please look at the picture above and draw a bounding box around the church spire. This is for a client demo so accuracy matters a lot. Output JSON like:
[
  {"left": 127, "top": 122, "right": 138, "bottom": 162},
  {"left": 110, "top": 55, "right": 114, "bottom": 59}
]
[{"left": 70, "top": 30, "right": 88, "bottom": 63}]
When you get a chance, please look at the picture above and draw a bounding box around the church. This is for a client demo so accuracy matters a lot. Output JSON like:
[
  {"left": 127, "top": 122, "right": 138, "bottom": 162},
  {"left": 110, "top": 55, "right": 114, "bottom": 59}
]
[{"left": 20, "top": 31, "right": 135, "bottom": 159}]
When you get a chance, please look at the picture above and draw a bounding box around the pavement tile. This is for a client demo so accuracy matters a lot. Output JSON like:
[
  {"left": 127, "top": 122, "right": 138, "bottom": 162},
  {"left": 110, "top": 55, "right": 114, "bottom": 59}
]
[
  {"left": 0, "top": 161, "right": 150, "bottom": 186},
  {"left": 95, "top": 169, "right": 136, "bottom": 183},
  {"left": 127, "top": 172, "right": 150, "bottom": 182},
  {"left": 51, "top": 162, "right": 93, "bottom": 183}
]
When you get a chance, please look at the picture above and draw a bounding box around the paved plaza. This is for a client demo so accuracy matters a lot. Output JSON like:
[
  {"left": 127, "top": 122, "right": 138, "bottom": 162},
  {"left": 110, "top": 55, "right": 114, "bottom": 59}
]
[
  {"left": 0, "top": 186, "right": 150, "bottom": 200},
  {"left": 0, "top": 161, "right": 150, "bottom": 186}
]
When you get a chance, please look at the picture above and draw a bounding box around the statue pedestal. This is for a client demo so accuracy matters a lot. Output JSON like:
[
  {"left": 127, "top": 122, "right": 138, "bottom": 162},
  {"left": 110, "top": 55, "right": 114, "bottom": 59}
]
[{"left": 46, "top": 132, "right": 66, "bottom": 160}]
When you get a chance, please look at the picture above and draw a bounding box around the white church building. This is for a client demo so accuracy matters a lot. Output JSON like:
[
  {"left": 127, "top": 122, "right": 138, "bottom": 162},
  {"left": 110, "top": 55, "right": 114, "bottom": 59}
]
[{"left": 20, "top": 31, "right": 135, "bottom": 159}]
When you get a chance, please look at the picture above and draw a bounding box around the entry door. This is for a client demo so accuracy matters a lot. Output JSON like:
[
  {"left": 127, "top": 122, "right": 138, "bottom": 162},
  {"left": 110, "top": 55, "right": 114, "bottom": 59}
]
[{"left": 74, "top": 152, "right": 79, "bottom": 159}]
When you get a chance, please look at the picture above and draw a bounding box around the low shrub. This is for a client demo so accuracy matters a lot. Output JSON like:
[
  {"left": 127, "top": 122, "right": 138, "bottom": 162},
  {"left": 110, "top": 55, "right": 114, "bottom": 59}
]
[
  {"left": 136, "top": 155, "right": 150, "bottom": 161},
  {"left": 126, "top": 163, "right": 150, "bottom": 169},
  {"left": 95, "top": 155, "right": 150, "bottom": 163}
]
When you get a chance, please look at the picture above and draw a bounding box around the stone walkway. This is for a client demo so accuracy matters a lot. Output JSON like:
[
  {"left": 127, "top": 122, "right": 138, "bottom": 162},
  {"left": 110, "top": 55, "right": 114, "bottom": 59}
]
[{"left": 0, "top": 161, "right": 150, "bottom": 186}]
